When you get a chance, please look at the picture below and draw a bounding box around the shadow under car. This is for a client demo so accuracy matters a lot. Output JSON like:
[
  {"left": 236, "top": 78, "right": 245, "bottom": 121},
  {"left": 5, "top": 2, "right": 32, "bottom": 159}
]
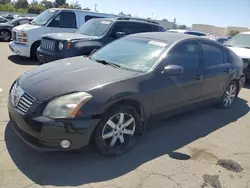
[{"left": 5, "top": 97, "right": 249, "bottom": 186}]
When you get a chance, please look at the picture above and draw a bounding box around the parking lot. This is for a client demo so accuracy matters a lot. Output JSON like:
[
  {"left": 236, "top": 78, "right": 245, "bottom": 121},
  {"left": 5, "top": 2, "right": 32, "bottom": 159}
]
[{"left": 0, "top": 41, "right": 250, "bottom": 188}]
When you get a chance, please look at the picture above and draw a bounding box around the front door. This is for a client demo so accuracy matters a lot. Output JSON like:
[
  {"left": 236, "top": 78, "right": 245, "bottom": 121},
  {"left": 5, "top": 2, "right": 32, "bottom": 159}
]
[
  {"left": 48, "top": 12, "right": 78, "bottom": 33},
  {"left": 153, "top": 41, "right": 203, "bottom": 114}
]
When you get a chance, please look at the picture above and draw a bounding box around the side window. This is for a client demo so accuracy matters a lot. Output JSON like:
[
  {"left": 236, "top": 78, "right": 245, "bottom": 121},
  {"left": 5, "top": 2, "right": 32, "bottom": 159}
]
[
  {"left": 201, "top": 42, "right": 223, "bottom": 67},
  {"left": 85, "top": 15, "right": 104, "bottom": 22},
  {"left": 50, "top": 12, "right": 77, "bottom": 28},
  {"left": 136, "top": 23, "right": 154, "bottom": 32},
  {"left": 111, "top": 22, "right": 134, "bottom": 36},
  {"left": 168, "top": 42, "right": 200, "bottom": 69}
]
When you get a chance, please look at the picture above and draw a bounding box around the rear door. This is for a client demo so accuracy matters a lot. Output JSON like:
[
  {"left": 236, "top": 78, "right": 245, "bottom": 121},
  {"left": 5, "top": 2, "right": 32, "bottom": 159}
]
[{"left": 200, "top": 41, "right": 232, "bottom": 100}]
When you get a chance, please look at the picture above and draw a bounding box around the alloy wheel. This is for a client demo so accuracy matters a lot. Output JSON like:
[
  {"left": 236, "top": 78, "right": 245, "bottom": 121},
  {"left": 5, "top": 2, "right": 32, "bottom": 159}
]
[
  {"left": 101, "top": 112, "right": 136, "bottom": 147},
  {"left": 223, "top": 84, "right": 237, "bottom": 107},
  {"left": 0, "top": 31, "right": 10, "bottom": 41}
]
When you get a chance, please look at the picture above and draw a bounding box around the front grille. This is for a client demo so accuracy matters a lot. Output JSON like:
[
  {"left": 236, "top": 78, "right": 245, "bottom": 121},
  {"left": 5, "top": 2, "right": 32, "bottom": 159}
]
[
  {"left": 12, "top": 31, "right": 16, "bottom": 41},
  {"left": 41, "top": 38, "right": 56, "bottom": 51},
  {"left": 10, "top": 82, "right": 35, "bottom": 114}
]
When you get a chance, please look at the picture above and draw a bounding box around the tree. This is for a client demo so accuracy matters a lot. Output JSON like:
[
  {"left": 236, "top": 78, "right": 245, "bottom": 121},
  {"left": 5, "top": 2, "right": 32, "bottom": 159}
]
[
  {"left": 41, "top": 0, "right": 53, "bottom": 9},
  {"left": 179, "top": 25, "right": 187, "bottom": 29},
  {"left": 229, "top": 30, "right": 240, "bottom": 36},
  {"left": 0, "top": 0, "right": 11, "bottom": 4},
  {"left": 83, "top": 7, "right": 91, "bottom": 11},
  {"left": 0, "top": 3, "right": 15, "bottom": 12},
  {"left": 14, "top": 0, "right": 28, "bottom": 9},
  {"left": 28, "top": 3, "right": 45, "bottom": 14},
  {"left": 54, "top": 0, "right": 66, "bottom": 7}
]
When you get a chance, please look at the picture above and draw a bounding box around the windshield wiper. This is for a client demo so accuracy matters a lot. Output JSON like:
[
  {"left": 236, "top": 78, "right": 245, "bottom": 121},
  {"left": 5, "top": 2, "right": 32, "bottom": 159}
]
[{"left": 94, "top": 59, "right": 121, "bottom": 68}]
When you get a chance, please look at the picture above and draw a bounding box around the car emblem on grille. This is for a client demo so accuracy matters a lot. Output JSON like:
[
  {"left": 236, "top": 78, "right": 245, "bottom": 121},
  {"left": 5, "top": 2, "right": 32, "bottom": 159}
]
[{"left": 11, "top": 85, "right": 24, "bottom": 107}]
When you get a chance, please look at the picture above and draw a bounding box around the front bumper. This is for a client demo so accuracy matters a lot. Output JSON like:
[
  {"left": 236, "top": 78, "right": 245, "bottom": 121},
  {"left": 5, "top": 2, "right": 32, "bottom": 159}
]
[
  {"left": 37, "top": 47, "right": 66, "bottom": 64},
  {"left": 8, "top": 99, "right": 101, "bottom": 151},
  {"left": 9, "top": 41, "right": 30, "bottom": 58}
]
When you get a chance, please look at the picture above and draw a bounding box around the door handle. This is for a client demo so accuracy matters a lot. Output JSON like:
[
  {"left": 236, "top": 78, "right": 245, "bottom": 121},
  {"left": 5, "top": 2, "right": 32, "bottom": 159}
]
[{"left": 195, "top": 74, "right": 202, "bottom": 80}]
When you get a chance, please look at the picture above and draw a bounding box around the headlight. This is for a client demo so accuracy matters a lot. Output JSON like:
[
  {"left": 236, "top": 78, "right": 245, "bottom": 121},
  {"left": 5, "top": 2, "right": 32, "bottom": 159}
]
[
  {"left": 17, "top": 33, "right": 27, "bottom": 37},
  {"left": 58, "top": 42, "right": 64, "bottom": 50},
  {"left": 42, "top": 92, "right": 92, "bottom": 119},
  {"left": 18, "top": 38, "right": 27, "bottom": 42}
]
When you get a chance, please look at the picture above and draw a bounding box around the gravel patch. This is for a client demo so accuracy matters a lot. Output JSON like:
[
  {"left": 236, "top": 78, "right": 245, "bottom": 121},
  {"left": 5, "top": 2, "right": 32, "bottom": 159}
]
[
  {"left": 203, "top": 174, "right": 221, "bottom": 188},
  {"left": 217, "top": 159, "right": 243, "bottom": 172}
]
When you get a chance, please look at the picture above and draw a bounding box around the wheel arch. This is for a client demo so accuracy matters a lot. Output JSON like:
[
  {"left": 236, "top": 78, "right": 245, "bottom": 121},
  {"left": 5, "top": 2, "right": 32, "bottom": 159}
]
[{"left": 30, "top": 40, "right": 41, "bottom": 58}]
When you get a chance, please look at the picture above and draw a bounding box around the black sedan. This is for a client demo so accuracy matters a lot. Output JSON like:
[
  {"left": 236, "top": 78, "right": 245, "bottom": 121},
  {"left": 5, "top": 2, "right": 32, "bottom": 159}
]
[
  {"left": 8, "top": 32, "right": 245, "bottom": 156},
  {"left": 0, "top": 17, "right": 33, "bottom": 41}
]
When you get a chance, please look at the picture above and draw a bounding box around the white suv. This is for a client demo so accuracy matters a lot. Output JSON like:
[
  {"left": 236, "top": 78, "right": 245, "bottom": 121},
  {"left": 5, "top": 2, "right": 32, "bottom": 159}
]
[
  {"left": 9, "top": 8, "right": 116, "bottom": 59},
  {"left": 225, "top": 32, "right": 250, "bottom": 80}
]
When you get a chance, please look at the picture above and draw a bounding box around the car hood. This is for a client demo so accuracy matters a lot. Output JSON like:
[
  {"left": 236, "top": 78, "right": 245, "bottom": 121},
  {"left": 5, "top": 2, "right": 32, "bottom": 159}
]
[
  {"left": 18, "top": 56, "right": 137, "bottom": 102},
  {"left": 0, "top": 23, "right": 12, "bottom": 27},
  {"left": 42, "top": 33, "right": 100, "bottom": 41},
  {"left": 13, "top": 23, "right": 41, "bottom": 32},
  {"left": 228, "top": 46, "right": 250, "bottom": 59}
]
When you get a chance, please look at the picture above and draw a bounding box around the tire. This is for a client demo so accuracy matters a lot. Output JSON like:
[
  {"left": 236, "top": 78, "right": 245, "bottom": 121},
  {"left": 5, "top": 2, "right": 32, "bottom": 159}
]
[
  {"left": 218, "top": 81, "right": 238, "bottom": 108},
  {"left": 30, "top": 42, "right": 40, "bottom": 60},
  {"left": 0, "top": 30, "right": 11, "bottom": 42},
  {"left": 94, "top": 105, "right": 141, "bottom": 156}
]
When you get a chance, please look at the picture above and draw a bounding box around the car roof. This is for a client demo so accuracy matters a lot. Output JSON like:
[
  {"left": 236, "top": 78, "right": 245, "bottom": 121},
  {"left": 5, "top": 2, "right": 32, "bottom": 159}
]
[
  {"left": 167, "top": 29, "right": 205, "bottom": 35},
  {"left": 129, "top": 32, "right": 197, "bottom": 43},
  {"left": 241, "top": 31, "right": 250, "bottom": 34},
  {"left": 97, "top": 17, "right": 160, "bottom": 26}
]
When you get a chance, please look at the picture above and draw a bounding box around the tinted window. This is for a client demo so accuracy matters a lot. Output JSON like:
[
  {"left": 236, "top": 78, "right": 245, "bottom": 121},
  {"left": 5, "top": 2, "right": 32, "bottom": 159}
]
[
  {"left": 201, "top": 42, "right": 223, "bottom": 67},
  {"left": 111, "top": 22, "right": 135, "bottom": 35},
  {"left": 168, "top": 42, "right": 200, "bottom": 69},
  {"left": 51, "top": 12, "right": 76, "bottom": 28},
  {"left": 85, "top": 15, "right": 104, "bottom": 22},
  {"left": 111, "top": 22, "right": 161, "bottom": 36},
  {"left": 185, "top": 31, "right": 205, "bottom": 36}
]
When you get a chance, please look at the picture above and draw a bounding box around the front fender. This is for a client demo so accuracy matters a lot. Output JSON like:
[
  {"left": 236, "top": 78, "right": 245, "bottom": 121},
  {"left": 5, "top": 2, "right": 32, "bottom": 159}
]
[{"left": 73, "top": 41, "right": 103, "bottom": 56}]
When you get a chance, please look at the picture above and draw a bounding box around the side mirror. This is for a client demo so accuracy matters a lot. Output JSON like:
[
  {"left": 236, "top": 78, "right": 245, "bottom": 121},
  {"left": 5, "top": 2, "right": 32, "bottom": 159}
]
[
  {"left": 163, "top": 65, "right": 183, "bottom": 75},
  {"left": 115, "top": 32, "right": 126, "bottom": 38}
]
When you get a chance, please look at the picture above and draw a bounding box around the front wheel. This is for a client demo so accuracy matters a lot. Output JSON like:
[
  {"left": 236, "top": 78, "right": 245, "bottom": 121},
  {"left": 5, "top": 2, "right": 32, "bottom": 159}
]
[
  {"left": 0, "top": 30, "right": 11, "bottom": 42},
  {"left": 94, "top": 105, "right": 141, "bottom": 156},
  {"left": 218, "top": 81, "right": 238, "bottom": 108}
]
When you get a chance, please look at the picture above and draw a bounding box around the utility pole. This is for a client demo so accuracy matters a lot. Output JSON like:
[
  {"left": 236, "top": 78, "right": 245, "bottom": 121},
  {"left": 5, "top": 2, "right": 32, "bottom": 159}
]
[{"left": 95, "top": 4, "right": 98, "bottom": 12}]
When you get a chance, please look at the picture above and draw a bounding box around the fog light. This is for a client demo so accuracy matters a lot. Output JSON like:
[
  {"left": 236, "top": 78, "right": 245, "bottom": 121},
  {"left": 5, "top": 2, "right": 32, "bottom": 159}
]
[{"left": 60, "top": 140, "right": 71, "bottom": 148}]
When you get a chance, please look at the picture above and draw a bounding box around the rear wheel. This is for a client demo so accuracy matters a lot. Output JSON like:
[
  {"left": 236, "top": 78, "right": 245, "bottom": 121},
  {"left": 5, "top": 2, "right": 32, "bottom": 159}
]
[
  {"left": 218, "top": 81, "right": 238, "bottom": 108},
  {"left": 0, "top": 30, "right": 11, "bottom": 42},
  {"left": 94, "top": 105, "right": 141, "bottom": 156}
]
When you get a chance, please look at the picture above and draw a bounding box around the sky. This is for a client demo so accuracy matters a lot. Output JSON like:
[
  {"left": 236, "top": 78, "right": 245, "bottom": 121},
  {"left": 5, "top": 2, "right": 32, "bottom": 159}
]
[{"left": 64, "top": 0, "right": 250, "bottom": 28}]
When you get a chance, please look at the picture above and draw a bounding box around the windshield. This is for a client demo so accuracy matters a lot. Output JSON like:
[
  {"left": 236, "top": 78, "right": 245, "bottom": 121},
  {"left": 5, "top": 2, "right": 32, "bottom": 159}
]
[
  {"left": 225, "top": 34, "right": 250, "bottom": 48},
  {"left": 31, "top": 9, "right": 58, "bottom": 26},
  {"left": 76, "top": 19, "right": 113, "bottom": 36},
  {"left": 91, "top": 37, "right": 166, "bottom": 72}
]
